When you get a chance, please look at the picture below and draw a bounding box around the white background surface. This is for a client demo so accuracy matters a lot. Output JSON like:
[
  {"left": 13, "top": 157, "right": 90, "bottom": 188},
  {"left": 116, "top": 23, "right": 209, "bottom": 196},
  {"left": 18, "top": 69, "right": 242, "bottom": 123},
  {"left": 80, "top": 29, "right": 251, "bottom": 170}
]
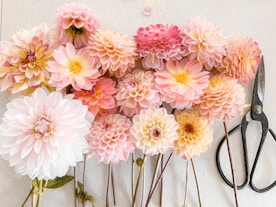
[{"left": 1, "top": 0, "right": 276, "bottom": 206}]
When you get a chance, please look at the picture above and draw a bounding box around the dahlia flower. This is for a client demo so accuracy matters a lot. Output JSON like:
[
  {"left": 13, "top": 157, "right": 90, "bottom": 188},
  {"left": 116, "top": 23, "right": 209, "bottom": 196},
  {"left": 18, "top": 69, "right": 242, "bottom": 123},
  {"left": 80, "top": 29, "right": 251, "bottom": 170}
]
[
  {"left": 55, "top": 2, "right": 100, "bottom": 49},
  {"left": 0, "top": 88, "right": 92, "bottom": 180},
  {"left": 130, "top": 107, "right": 179, "bottom": 155},
  {"left": 88, "top": 29, "right": 136, "bottom": 78},
  {"left": 173, "top": 109, "right": 213, "bottom": 160},
  {"left": 134, "top": 24, "right": 185, "bottom": 70},
  {"left": 87, "top": 113, "right": 135, "bottom": 164},
  {"left": 48, "top": 43, "right": 101, "bottom": 91},
  {"left": 72, "top": 77, "right": 117, "bottom": 117},
  {"left": 0, "top": 24, "right": 56, "bottom": 94},
  {"left": 154, "top": 60, "right": 209, "bottom": 109},
  {"left": 193, "top": 74, "right": 245, "bottom": 121},
  {"left": 116, "top": 69, "right": 161, "bottom": 117},
  {"left": 220, "top": 36, "right": 261, "bottom": 83},
  {"left": 181, "top": 16, "right": 227, "bottom": 70}
]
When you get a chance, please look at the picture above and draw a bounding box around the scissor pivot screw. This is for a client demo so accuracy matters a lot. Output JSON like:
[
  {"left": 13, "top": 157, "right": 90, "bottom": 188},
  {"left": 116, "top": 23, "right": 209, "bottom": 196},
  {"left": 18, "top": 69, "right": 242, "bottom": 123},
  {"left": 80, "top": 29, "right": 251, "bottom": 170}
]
[{"left": 253, "top": 105, "right": 262, "bottom": 114}]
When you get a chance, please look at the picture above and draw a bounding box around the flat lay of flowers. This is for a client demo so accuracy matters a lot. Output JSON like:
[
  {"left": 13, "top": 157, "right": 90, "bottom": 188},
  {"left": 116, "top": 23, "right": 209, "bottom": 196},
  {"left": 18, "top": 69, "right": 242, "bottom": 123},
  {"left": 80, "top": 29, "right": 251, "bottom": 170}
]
[{"left": 0, "top": 2, "right": 262, "bottom": 207}]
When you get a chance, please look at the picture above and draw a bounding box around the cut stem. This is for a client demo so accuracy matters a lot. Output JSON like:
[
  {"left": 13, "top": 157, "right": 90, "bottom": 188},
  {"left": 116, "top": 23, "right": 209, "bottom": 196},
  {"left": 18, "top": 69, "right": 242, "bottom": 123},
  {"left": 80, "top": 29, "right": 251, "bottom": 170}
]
[
  {"left": 82, "top": 154, "right": 87, "bottom": 207},
  {"left": 106, "top": 164, "right": 111, "bottom": 207},
  {"left": 147, "top": 154, "right": 162, "bottom": 199},
  {"left": 35, "top": 179, "right": 43, "bottom": 207},
  {"left": 183, "top": 161, "right": 189, "bottom": 207},
  {"left": 111, "top": 165, "right": 116, "bottom": 205},
  {"left": 191, "top": 159, "right": 202, "bottom": 207},
  {"left": 160, "top": 154, "right": 164, "bottom": 207},
  {"left": 74, "top": 166, "right": 78, "bottom": 207},
  {"left": 21, "top": 186, "right": 34, "bottom": 207}
]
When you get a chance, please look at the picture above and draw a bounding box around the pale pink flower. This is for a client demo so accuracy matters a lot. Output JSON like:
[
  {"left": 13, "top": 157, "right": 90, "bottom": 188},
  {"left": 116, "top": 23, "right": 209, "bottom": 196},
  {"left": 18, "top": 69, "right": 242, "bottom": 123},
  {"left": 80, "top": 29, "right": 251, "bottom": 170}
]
[
  {"left": 87, "top": 113, "right": 135, "bottom": 164},
  {"left": 155, "top": 60, "right": 209, "bottom": 109},
  {"left": 55, "top": 2, "right": 100, "bottom": 49},
  {"left": 0, "top": 88, "right": 92, "bottom": 180},
  {"left": 116, "top": 69, "right": 161, "bottom": 117},
  {"left": 135, "top": 24, "right": 185, "bottom": 70},
  {"left": 130, "top": 107, "right": 179, "bottom": 155},
  {"left": 48, "top": 43, "right": 101, "bottom": 91},
  {"left": 193, "top": 75, "right": 245, "bottom": 121},
  {"left": 88, "top": 29, "right": 136, "bottom": 78},
  {"left": 220, "top": 36, "right": 261, "bottom": 83},
  {"left": 0, "top": 24, "right": 56, "bottom": 94},
  {"left": 181, "top": 16, "right": 227, "bottom": 70},
  {"left": 173, "top": 109, "right": 213, "bottom": 160},
  {"left": 72, "top": 77, "right": 117, "bottom": 117}
]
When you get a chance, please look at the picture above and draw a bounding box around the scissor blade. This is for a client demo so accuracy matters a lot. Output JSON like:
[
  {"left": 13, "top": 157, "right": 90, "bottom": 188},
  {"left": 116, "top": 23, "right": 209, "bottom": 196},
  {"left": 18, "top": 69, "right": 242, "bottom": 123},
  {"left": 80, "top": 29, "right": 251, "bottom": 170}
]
[{"left": 253, "top": 56, "right": 265, "bottom": 104}]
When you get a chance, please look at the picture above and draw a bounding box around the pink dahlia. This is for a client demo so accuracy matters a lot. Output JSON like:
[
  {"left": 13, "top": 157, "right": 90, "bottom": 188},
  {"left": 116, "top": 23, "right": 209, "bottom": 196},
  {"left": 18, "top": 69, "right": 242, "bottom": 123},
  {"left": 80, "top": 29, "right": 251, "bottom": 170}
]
[
  {"left": 72, "top": 77, "right": 117, "bottom": 117},
  {"left": 181, "top": 16, "right": 227, "bottom": 70},
  {"left": 221, "top": 36, "right": 261, "bottom": 84},
  {"left": 0, "top": 24, "right": 56, "bottom": 94},
  {"left": 130, "top": 107, "right": 179, "bottom": 155},
  {"left": 88, "top": 29, "right": 136, "bottom": 78},
  {"left": 134, "top": 24, "right": 185, "bottom": 70},
  {"left": 0, "top": 88, "right": 92, "bottom": 180},
  {"left": 193, "top": 75, "right": 245, "bottom": 121},
  {"left": 155, "top": 60, "right": 209, "bottom": 109},
  {"left": 48, "top": 43, "right": 101, "bottom": 91},
  {"left": 87, "top": 113, "right": 135, "bottom": 164},
  {"left": 116, "top": 69, "right": 161, "bottom": 117},
  {"left": 55, "top": 2, "right": 100, "bottom": 49}
]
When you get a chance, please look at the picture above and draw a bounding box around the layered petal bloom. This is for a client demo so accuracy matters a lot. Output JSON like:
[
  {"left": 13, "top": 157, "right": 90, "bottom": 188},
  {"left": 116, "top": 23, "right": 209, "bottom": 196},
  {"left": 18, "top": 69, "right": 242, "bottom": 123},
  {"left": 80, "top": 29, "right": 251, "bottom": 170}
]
[
  {"left": 0, "top": 88, "right": 92, "bottom": 180},
  {"left": 72, "top": 77, "right": 117, "bottom": 117},
  {"left": 193, "top": 74, "right": 245, "bottom": 121},
  {"left": 116, "top": 69, "right": 161, "bottom": 117},
  {"left": 181, "top": 16, "right": 227, "bottom": 70},
  {"left": 55, "top": 2, "right": 100, "bottom": 49},
  {"left": 220, "top": 36, "right": 261, "bottom": 83},
  {"left": 87, "top": 113, "right": 135, "bottom": 164},
  {"left": 134, "top": 24, "right": 185, "bottom": 70},
  {"left": 88, "top": 29, "right": 136, "bottom": 78},
  {"left": 155, "top": 60, "right": 209, "bottom": 109},
  {"left": 173, "top": 109, "right": 213, "bottom": 160},
  {"left": 48, "top": 43, "right": 101, "bottom": 91},
  {"left": 130, "top": 107, "right": 179, "bottom": 155},
  {"left": 0, "top": 24, "right": 56, "bottom": 94}
]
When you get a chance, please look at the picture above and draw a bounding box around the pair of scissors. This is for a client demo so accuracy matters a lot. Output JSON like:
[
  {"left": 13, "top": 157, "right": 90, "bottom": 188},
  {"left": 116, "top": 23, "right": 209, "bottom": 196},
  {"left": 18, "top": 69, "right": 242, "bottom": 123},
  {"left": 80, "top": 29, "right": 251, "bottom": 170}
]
[{"left": 216, "top": 56, "right": 276, "bottom": 193}]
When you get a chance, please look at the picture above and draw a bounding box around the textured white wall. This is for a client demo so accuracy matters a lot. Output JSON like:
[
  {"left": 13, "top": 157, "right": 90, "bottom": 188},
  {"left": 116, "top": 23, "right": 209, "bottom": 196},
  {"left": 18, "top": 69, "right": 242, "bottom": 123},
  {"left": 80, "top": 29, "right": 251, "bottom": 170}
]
[{"left": 1, "top": 0, "right": 276, "bottom": 206}]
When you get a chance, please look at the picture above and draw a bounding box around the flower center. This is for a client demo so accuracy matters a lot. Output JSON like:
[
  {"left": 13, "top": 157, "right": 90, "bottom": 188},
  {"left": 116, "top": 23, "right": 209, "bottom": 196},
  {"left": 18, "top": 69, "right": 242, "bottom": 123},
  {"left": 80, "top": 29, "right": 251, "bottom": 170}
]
[
  {"left": 175, "top": 73, "right": 188, "bottom": 84},
  {"left": 69, "top": 25, "right": 83, "bottom": 34},
  {"left": 150, "top": 126, "right": 162, "bottom": 139},
  {"left": 184, "top": 123, "right": 194, "bottom": 134},
  {"left": 26, "top": 52, "right": 37, "bottom": 62},
  {"left": 34, "top": 115, "right": 54, "bottom": 139},
  {"left": 69, "top": 61, "right": 82, "bottom": 74}
]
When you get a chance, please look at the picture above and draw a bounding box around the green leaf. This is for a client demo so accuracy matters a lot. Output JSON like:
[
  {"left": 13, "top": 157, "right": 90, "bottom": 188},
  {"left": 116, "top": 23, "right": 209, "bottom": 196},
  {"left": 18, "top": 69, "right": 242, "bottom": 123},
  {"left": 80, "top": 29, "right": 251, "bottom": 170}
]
[
  {"left": 136, "top": 157, "right": 144, "bottom": 167},
  {"left": 75, "top": 181, "right": 95, "bottom": 207},
  {"left": 45, "top": 175, "right": 74, "bottom": 189}
]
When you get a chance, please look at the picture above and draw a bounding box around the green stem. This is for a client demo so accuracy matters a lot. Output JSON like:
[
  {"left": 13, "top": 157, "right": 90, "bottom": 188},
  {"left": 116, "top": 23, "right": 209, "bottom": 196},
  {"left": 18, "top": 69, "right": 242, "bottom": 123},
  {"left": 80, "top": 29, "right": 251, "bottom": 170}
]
[
  {"left": 106, "top": 164, "right": 111, "bottom": 207},
  {"left": 82, "top": 154, "right": 87, "bottom": 207},
  {"left": 191, "top": 159, "right": 202, "bottom": 207},
  {"left": 111, "top": 164, "right": 116, "bottom": 205},
  {"left": 147, "top": 154, "right": 161, "bottom": 199},
  {"left": 183, "top": 161, "right": 189, "bottom": 207},
  {"left": 74, "top": 166, "right": 78, "bottom": 207},
  {"left": 35, "top": 179, "right": 43, "bottom": 207},
  {"left": 31, "top": 186, "right": 36, "bottom": 207},
  {"left": 21, "top": 186, "right": 34, "bottom": 207},
  {"left": 160, "top": 154, "right": 164, "bottom": 207}
]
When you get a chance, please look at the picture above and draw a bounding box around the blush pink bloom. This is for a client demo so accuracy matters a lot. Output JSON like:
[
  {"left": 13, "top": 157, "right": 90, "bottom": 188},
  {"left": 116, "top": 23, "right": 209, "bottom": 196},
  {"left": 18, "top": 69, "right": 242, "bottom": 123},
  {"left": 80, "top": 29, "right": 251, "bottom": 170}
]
[
  {"left": 72, "top": 77, "right": 117, "bottom": 117},
  {"left": 134, "top": 24, "right": 185, "bottom": 70},
  {"left": 0, "top": 24, "right": 56, "bottom": 94},
  {"left": 0, "top": 88, "right": 92, "bottom": 180},
  {"left": 155, "top": 60, "right": 209, "bottom": 109},
  {"left": 48, "top": 43, "right": 101, "bottom": 91},
  {"left": 181, "top": 16, "right": 227, "bottom": 70},
  {"left": 88, "top": 29, "right": 136, "bottom": 78},
  {"left": 87, "top": 113, "right": 135, "bottom": 164},
  {"left": 116, "top": 69, "right": 161, "bottom": 117},
  {"left": 55, "top": 2, "right": 100, "bottom": 49},
  {"left": 220, "top": 36, "right": 261, "bottom": 84},
  {"left": 193, "top": 75, "right": 245, "bottom": 121},
  {"left": 130, "top": 107, "right": 179, "bottom": 155}
]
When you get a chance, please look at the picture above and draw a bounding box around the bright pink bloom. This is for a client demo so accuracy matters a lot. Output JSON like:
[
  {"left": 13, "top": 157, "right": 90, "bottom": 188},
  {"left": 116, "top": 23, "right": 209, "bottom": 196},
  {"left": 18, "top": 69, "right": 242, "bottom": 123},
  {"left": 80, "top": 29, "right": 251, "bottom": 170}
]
[
  {"left": 55, "top": 2, "right": 100, "bottom": 49},
  {"left": 48, "top": 43, "right": 101, "bottom": 91},
  {"left": 87, "top": 113, "right": 135, "bottom": 164},
  {"left": 135, "top": 24, "right": 185, "bottom": 70},
  {"left": 155, "top": 60, "right": 209, "bottom": 109}
]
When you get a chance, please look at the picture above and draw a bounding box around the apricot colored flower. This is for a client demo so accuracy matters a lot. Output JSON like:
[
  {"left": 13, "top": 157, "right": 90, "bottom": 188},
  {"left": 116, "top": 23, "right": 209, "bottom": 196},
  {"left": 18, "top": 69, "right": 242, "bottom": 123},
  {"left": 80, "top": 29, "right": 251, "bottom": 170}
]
[
  {"left": 72, "top": 77, "right": 117, "bottom": 117},
  {"left": 181, "top": 16, "right": 226, "bottom": 70},
  {"left": 134, "top": 24, "right": 185, "bottom": 70},
  {"left": 0, "top": 88, "right": 92, "bottom": 180},
  {"left": 116, "top": 69, "right": 161, "bottom": 117},
  {"left": 88, "top": 29, "right": 136, "bottom": 78},
  {"left": 87, "top": 113, "right": 135, "bottom": 164},
  {"left": 130, "top": 107, "right": 179, "bottom": 155},
  {"left": 173, "top": 110, "right": 213, "bottom": 160},
  {"left": 155, "top": 60, "right": 209, "bottom": 109},
  {"left": 221, "top": 36, "right": 261, "bottom": 84},
  {"left": 194, "top": 75, "right": 245, "bottom": 121},
  {"left": 0, "top": 24, "right": 56, "bottom": 94},
  {"left": 55, "top": 2, "right": 100, "bottom": 49},
  {"left": 48, "top": 43, "right": 101, "bottom": 91}
]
